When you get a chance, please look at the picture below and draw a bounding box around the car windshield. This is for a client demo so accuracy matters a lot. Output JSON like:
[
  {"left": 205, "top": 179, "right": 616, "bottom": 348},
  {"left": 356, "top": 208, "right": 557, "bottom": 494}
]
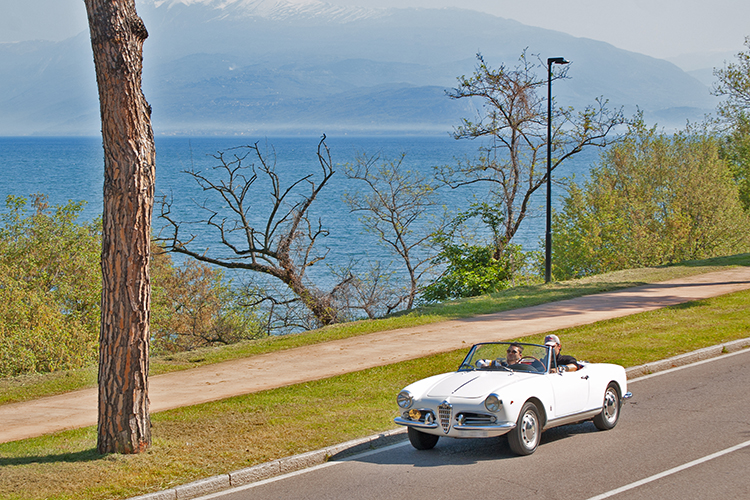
[{"left": 458, "top": 342, "right": 550, "bottom": 373}]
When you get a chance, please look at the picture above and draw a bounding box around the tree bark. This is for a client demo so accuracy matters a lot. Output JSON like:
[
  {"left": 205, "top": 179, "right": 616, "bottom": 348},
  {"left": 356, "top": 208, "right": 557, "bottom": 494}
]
[{"left": 84, "top": 0, "right": 155, "bottom": 454}]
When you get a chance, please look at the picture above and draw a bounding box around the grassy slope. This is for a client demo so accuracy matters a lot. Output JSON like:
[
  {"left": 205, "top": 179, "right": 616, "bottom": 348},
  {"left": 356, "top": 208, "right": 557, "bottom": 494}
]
[{"left": 0, "top": 254, "right": 749, "bottom": 499}]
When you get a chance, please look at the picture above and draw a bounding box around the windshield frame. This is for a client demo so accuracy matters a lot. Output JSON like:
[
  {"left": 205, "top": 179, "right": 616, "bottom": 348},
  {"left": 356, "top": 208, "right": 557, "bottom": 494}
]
[{"left": 458, "top": 342, "right": 552, "bottom": 374}]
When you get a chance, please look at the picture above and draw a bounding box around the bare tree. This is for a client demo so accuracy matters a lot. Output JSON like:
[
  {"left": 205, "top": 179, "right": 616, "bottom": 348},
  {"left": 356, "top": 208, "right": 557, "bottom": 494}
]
[
  {"left": 439, "top": 52, "right": 625, "bottom": 258},
  {"left": 159, "top": 137, "right": 348, "bottom": 327},
  {"left": 329, "top": 260, "right": 403, "bottom": 319},
  {"left": 84, "top": 0, "right": 154, "bottom": 454},
  {"left": 343, "top": 153, "right": 441, "bottom": 310}
]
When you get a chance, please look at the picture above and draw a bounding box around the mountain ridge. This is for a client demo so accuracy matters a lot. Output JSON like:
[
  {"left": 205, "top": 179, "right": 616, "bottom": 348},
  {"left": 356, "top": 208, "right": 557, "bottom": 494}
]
[{"left": 0, "top": 2, "right": 718, "bottom": 136}]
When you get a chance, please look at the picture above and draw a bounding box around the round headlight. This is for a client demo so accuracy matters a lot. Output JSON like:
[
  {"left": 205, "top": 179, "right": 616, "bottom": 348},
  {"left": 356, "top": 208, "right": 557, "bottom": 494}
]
[
  {"left": 485, "top": 393, "right": 502, "bottom": 412},
  {"left": 397, "top": 390, "right": 413, "bottom": 409}
]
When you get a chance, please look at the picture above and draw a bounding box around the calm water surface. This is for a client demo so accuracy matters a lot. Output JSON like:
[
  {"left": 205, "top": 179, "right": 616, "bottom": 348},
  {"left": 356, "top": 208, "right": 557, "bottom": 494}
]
[{"left": 0, "top": 135, "right": 599, "bottom": 282}]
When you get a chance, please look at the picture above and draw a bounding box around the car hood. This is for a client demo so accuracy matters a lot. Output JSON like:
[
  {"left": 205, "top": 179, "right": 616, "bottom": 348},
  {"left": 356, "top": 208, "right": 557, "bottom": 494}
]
[{"left": 426, "top": 371, "right": 531, "bottom": 399}]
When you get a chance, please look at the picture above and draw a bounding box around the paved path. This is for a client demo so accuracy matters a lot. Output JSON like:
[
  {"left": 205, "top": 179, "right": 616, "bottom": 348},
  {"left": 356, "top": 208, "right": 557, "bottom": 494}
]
[{"left": 2, "top": 267, "right": 749, "bottom": 444}]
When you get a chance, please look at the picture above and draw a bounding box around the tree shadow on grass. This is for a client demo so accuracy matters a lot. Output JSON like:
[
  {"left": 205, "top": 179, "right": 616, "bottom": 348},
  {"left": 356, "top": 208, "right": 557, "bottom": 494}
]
[{"left": 0, "top": 447, "right": 101, "bottom": 466}]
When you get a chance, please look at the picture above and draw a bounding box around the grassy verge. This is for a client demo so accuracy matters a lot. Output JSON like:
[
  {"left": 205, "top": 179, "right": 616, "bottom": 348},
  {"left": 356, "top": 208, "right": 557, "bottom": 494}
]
[
  {"left": 1, "top": 253, "right": 748, "bottom": 407},
  {"left": 1, "top": 284, "right": 749, "bottom": 499}
]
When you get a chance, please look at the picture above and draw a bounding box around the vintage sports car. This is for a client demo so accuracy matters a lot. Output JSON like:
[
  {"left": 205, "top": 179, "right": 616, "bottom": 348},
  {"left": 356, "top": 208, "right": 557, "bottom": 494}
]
[{"left": 395, "top": 341, "right": 631, "bottom": 455}]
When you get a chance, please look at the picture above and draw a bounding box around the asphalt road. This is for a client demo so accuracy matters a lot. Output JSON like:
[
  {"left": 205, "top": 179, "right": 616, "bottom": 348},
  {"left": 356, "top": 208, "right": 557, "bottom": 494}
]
[{"left": 195, "top": 348, "right": 750, "bottom": 500}]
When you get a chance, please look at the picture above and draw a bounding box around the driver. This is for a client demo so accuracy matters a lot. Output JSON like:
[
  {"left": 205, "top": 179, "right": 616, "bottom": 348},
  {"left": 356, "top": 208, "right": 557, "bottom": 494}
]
[
  {"left": 545, "top": 334, "right": 582, "bottom": 372},
  {"left": 505, "top": 343, "right": 523, "bottom": 364},
  {"left": 476, "top": 343, "right": 524, "bottom": 369}
]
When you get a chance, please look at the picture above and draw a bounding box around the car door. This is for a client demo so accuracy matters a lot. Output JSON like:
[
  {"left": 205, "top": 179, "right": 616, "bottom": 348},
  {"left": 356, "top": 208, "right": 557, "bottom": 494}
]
[{"left": 548, "top": 370, "right": 591, "bottom": 418}]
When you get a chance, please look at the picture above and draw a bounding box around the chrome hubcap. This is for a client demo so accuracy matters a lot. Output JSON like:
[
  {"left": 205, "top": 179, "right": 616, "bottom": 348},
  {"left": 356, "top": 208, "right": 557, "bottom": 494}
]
[
  {"left": 520, "top": 410, "right": 538, "bottom": 448},
  {"left": 603, "top": 389, "right": 618, "bottom": 422}
]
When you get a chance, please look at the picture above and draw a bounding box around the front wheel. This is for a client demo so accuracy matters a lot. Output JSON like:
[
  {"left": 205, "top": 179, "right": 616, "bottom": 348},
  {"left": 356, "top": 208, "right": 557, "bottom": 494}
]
[
  {"left": 508, "top": 401, "right": 541, "bottom": 456},
  {"left": 593, "top": 383, "right": 621, "bottom": 430},
  {"left": 407, "top": 427, "right": 439, "bottom": 450}
]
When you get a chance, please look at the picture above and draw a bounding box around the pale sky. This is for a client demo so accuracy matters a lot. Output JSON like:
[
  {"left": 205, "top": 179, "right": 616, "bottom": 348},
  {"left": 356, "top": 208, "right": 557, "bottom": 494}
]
[{"left": 2, "top": 0, "right": 748, "bottom": 68}]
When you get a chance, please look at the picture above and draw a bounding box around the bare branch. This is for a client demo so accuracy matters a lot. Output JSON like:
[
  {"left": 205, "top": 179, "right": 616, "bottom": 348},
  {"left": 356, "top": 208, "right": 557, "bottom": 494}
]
[
  {"left": 157, "top": 136, "right": 344, "bottom": 326},
  {"left": 438, "top": 52, "right": 625, "bottom": 256}
]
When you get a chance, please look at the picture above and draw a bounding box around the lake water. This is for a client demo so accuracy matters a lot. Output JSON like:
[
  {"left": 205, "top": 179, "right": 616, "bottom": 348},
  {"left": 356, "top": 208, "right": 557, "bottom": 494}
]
[{"left": 0, "top": 135, "right": 599, "bottom": 284}]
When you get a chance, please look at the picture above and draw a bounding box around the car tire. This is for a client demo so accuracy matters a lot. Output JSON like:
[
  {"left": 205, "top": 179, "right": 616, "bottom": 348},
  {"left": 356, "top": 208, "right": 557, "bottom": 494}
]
[
  {"left": 593, "top": 382, "right": 621, "bottom": 431},
  {"left": 407, "top": 427, "right": 439, "bottom": 450},
  {"left": 508, "top": 401, "right": 541, "bottom": 456}
]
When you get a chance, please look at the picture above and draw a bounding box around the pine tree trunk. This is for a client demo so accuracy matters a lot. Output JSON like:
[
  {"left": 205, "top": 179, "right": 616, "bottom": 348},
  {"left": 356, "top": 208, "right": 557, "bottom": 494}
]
[{"left": 85, "top": 0, "right": 155, "bottom": 454}]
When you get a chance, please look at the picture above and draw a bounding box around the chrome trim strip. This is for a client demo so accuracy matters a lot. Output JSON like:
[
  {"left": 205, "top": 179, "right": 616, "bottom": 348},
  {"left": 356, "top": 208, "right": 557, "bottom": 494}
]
[
  {"left": 545, "top": 408, "right": 601, "bottom": 429},
  {"left": 451, "top": 375, "right": 481, "bottom": 394},
  {"left": 453, "top": 422, "right": 516, "bottom": 431},
  {"left": 394, "top": 417, "right": 439, "bottom": 429}
]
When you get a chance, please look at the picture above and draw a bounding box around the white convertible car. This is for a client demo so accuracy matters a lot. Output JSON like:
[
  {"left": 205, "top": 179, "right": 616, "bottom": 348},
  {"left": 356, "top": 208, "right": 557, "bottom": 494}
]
[{"left": 395, "top": 341, "right": 631, "bottom": 455}]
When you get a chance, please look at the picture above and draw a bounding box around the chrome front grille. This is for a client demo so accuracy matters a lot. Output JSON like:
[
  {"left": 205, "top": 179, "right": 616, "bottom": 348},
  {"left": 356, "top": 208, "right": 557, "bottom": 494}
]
[{"left": 438, "top": 401, "right": 452, "bottom": 434}]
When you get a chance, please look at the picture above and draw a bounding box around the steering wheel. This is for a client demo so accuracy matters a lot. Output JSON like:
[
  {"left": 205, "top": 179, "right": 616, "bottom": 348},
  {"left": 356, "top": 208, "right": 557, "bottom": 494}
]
[{"left": 519, "top": 356, "right": 544, "bottom": 372}]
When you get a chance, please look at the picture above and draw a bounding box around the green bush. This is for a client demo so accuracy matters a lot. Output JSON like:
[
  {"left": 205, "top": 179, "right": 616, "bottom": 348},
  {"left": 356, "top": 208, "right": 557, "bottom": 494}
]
[
  {"left": 421, "top": 243, "right": 513, "bottom": 302},
  {"left": 0, "top": 196, "right": 101, "bottom": 376},
  {"left": 150, "top": 249, "right": 267, "bottom": 354}
]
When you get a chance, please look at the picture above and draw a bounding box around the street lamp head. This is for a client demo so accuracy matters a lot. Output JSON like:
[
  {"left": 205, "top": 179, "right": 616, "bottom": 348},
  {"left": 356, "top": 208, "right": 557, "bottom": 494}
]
[{"left": 548, "top": 57, "right": 569, "bottom": 65}]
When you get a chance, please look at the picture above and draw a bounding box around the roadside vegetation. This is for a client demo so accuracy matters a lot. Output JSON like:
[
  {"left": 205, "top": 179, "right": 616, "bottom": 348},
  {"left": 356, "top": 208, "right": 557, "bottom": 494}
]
[{"left": 0, "top": 194, "right": 267, "bottom": 380}]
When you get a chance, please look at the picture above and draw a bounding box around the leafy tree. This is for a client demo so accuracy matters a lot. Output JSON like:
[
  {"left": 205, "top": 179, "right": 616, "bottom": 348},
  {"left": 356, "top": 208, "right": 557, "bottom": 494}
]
[
  {"left": 343, "top": 152, "right": 441, "bottom": 311},
  {"left": 421, "top": 243, "right": 518, "bottom": 302},
  {"left": 438, "top": 52, "right": 625, "bottom": 259},
  {"left": 0, "top": 196, "right": 101, "bottom": 376},
  {"left": 713, "top": 36, "right": 750, "bottom": 118},
  {"left": 718, "top": 114, "right": 750, "bottom": 211},
  {"left": 421, "top": 202, "right": 528, "bottom": 302},
  {"left": 552, "top": 120, "right": 750, "bottom": 280},
  {"left": 0, "top": 195, "right": 264, "bottom": 376},
  {"left": 713, "top": 37, "right": 750, "bottom": 211}
]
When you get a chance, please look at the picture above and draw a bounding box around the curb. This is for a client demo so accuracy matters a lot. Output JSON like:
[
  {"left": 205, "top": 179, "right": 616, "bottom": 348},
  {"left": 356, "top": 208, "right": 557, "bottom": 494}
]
[
  {"left": 130, "top": 338, "right": 750, "bottom": 500},
  {"left": 128, "top": 428, "right": 408, "bottom": 500},
  {"left": 624, "top": 337, "right": 750, "bottom": 379}
]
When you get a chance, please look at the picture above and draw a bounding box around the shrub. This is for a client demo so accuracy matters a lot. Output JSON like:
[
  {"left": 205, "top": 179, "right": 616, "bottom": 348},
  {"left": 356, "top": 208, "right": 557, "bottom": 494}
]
[
  {"left": 150, "top": 248, "right": 267, "bottom": 354},
  {"left": 0, "top": 196, "right": 101, "bottom": 376}
]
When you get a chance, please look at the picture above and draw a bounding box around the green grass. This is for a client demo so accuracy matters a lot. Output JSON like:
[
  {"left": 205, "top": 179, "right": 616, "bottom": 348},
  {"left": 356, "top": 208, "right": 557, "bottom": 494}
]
[
  {"left": 0, "top": 254, "right": 749, "bottom": 499},
  {"left": 2, "top": 253, "right": 748, "bottom": 406}
]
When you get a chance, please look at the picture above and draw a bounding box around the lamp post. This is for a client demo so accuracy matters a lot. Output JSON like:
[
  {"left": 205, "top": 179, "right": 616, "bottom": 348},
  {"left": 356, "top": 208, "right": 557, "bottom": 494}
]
[{"left": 545, "top": 57, "right": 569, "bottom": 283}]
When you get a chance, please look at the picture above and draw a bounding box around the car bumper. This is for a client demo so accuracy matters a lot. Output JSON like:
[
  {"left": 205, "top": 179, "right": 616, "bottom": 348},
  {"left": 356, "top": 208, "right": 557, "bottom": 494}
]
[{"left": 394, "top": 417, "right": 516, "bottom": 438}]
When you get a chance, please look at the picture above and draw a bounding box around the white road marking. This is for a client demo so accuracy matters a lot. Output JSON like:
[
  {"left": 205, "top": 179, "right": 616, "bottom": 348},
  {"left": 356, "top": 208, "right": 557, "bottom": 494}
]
[
  {"left": 629, "top": 347, "right": 750, "bottom": 383},
  {"left": 584, "top": 439, "right": 750, "bottom": 499}
]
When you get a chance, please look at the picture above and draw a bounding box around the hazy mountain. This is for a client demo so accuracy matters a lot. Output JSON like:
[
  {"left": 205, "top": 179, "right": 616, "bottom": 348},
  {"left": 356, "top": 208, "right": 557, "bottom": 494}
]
[{"left": 0, "top": 0, "right": 718, "bottom": 136}]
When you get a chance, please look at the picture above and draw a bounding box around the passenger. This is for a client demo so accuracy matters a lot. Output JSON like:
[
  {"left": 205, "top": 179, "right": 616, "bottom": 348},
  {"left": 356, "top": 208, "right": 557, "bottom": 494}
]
[{"left": 544, "top": 334, "right": 582, "bottom": 373}]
